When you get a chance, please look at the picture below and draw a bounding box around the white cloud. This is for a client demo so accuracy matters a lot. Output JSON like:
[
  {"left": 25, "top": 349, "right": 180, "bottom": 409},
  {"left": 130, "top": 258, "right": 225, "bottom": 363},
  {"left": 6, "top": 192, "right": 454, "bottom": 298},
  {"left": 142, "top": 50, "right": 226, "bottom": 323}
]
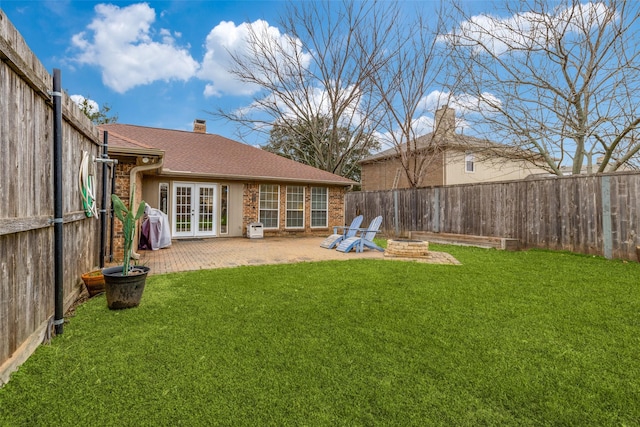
[
  {"left": 70, "top": 94, "right": 99, "bottom": 114},
  {"left": 70, "top": 5, "right": 314, "bottom": 100},
  {"left": 420, "top": 90, "right": 502, "bottom": 115},
  {"left": 375, "top": 115, "right": 436, "bottom": 149},
  {"left": 556, "top": 2, "right": 616, "bottom": 31},
  {"left": 374, "top": 89, "right": 504, "bottom": 146},
  {"left": 411, "top": 115, "right": 435, "bottom": 136},
  {"left": 71, "top": 3, "right": 199, "bottom": 93},
  {"left": 443, "top": 2, "right": 616, "bottom": 56},
  {"left": 283, "top": 83, "right": 363, "bottom": 123},
  {"left": 232, "top": 82, "right": 368, "bottom": 137},
  {"left": 198, "top": 19, "right": 312, "bottom": 97}
]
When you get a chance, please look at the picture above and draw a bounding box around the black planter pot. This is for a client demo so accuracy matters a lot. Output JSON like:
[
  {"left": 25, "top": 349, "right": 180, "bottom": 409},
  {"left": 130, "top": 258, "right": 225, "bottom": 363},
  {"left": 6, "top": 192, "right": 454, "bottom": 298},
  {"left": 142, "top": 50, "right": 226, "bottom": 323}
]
[{"left": 102, "top": 266, "right": 150, "bottom": 310}]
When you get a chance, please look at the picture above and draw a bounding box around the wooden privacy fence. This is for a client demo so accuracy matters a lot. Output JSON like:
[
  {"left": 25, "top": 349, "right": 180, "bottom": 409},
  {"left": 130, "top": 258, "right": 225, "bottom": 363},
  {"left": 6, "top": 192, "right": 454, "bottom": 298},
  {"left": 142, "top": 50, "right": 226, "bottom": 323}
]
[
  {"left": 0, "top": 11, "right": 102, "bottom": 384},
  {"left": 345, "top": 172, "right": 640, "bottom": 261}
]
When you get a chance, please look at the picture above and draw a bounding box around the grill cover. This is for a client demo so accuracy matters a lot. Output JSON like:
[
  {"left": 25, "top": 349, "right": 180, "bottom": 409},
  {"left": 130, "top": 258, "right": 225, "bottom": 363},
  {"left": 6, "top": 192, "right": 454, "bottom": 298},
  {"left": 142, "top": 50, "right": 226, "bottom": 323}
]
[{"left": 139, "top": 204, "right": 172, "bottom": 250}]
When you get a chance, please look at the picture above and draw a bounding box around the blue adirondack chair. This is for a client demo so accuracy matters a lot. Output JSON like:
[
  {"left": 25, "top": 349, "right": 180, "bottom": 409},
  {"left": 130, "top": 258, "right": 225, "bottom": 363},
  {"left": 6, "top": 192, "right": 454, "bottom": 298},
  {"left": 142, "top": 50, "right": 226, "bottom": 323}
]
[
  {"left": 320, "top": 215, "right": 363, "bottom": 249},
  {"left": 336, "top": 216, "right": 384, "bottom": 253}
]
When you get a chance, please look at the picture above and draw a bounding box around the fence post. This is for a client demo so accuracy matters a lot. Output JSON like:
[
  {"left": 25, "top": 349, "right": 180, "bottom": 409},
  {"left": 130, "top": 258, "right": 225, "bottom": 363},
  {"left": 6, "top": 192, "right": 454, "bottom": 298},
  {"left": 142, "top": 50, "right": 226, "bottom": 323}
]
[
  {"left": 433, "top": 188, "right": 440, "bottom": 233},
  {"left": 601, "top": 176, "right": 612, "bottom": 259},
  {"left": 393, "top": 190, "right": 399, "bottom": 236}
]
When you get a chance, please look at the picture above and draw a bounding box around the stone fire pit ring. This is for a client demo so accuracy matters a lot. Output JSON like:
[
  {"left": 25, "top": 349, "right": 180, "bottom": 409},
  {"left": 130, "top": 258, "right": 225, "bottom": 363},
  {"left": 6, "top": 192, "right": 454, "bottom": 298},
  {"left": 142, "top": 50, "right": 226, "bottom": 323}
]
[{"left": 384, "top": 239, "right": 430, "bottom": 258}]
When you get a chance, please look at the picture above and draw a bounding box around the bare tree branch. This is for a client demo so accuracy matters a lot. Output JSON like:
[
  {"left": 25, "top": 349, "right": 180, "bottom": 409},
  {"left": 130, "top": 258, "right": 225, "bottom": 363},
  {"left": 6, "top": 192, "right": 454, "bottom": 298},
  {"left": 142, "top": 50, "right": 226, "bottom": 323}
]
[
  {"left": 366, "top": 1, "right": 463, "bottom": 187},
  {"left": 443, "top": 0, "right": 640, "bottom": 175},
  {"left": 211, "top": 0, "right": 396, "bottom": 179}
]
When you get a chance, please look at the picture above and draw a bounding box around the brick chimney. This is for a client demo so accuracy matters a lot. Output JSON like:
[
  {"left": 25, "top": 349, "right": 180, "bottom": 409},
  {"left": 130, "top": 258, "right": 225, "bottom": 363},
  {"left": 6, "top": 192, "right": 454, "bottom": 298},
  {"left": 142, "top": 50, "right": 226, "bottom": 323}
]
[
  {"left": 434, "top": 106, "right": 455, "bottom": 137},
  {"left": 193, "top": 119, "right": 206, "bottom": 134}
]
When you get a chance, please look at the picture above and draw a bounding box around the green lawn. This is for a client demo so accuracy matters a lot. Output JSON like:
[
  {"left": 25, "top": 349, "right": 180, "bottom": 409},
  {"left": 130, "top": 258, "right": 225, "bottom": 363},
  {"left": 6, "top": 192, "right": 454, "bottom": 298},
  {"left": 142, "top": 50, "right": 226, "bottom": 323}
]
[{"left": 1, "top": 245, "right": 639, "bottom": 426}]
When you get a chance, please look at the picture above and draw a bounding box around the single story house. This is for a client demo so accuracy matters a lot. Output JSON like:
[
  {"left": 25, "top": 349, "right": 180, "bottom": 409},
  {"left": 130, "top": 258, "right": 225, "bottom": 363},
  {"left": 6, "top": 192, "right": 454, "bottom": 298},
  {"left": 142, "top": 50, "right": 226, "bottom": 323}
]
[
  {"left": 360, "top": 106, "right": 548, "bottom": 191},
  {"left": 99, "top": 120, "right": 355, "bottom": 261}
]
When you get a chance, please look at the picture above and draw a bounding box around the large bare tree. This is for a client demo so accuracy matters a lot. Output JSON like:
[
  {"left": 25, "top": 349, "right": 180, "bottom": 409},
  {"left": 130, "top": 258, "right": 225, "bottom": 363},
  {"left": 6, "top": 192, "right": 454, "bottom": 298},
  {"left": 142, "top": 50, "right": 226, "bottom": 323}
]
[
  {"left": 443, "top": 0, "right": 640, "bottom": 175},
  {"left": 214, "top": 0, "right": 397, "bottom": 179},
  {"left": 370, "top": 2, "right": 458, "bottom": 187}
]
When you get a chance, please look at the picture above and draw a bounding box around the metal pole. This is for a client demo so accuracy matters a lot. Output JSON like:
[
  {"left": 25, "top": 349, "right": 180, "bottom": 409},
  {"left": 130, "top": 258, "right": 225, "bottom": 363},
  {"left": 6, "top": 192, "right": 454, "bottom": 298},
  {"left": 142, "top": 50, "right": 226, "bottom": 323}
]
[
  {"left": 99, "top": 132, "right": 108, "bottom": 268},
  {"left": 52, "top": 69, "right": 64, "bottom": 335}
]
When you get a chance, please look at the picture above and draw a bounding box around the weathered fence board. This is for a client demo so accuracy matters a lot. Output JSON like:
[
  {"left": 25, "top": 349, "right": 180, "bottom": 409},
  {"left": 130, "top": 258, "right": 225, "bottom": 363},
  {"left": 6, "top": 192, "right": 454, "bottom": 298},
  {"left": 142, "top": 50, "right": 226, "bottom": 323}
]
[
  {"left": 0, "top": 10, "right": 102, "bottom": 384},
  {"left": 346, "top": 172, "right": 640, "bottom": 261}
]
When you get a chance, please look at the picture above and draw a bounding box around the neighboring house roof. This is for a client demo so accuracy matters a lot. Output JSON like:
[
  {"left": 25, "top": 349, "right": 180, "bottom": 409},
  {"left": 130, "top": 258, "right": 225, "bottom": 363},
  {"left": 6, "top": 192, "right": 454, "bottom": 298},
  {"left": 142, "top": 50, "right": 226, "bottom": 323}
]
[
  {"left": 99, "top": 123, "right": 355, "bottom": 186},
  {"left": 362, "top": 132, "right": 478, "bottom": 163},
  {"left": 361, "top": 132, "right": 541, "bottom": 164},
  {"left": 360, "top": 106, "right": 543, "bottom": 165}
]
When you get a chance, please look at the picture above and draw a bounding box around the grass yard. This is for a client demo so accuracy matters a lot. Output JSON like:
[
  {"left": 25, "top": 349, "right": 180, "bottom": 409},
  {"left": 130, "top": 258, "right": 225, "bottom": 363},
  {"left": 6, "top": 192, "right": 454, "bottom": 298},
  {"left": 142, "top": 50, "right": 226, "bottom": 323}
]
[{"left": 1, "top": 245, "right": 639, "bottom": 426}]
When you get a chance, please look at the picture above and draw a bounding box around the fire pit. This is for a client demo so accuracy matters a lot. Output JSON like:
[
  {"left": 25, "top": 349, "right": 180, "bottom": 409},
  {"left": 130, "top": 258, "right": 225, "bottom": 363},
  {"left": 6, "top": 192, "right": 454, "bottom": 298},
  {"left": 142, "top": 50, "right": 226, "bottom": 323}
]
[{"left": 384, "top": 239, "right": 429, "bottom": 258}]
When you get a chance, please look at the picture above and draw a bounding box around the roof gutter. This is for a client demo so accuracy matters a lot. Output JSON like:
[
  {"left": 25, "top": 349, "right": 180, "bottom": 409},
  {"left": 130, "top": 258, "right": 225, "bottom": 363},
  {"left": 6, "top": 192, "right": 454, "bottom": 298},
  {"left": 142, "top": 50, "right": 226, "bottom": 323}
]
[
  {"left": 158, "top": 169, "right": 355, "bottom": 187},
  {"left": 108, "top": 146, "right": 164, "bottom": 157},
  {"left": 129, "top": 156, "right": 164, "bottom": 260}
]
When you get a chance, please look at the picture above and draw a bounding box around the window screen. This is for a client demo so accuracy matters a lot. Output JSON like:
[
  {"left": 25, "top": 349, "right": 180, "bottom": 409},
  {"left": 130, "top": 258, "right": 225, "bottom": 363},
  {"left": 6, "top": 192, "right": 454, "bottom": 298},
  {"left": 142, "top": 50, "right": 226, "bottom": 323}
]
[
  {"left": 311, "top": 187, "right": 328, "bottom": 228},
  {"left": 286, "top": 186, "right": 305, "bottom": 228},
  {"left": 259, "top": 184, "right": 279, "bottom": 228}
]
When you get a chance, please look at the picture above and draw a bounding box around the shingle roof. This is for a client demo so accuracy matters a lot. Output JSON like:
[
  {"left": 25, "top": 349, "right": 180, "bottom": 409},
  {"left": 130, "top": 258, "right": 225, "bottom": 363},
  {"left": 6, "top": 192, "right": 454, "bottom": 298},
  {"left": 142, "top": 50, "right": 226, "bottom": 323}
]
[
  {"left": 360, "top": 131, "right": 535, "bottom": 164},
  {"left": 99, "top": 124, "right": 355, "bottom": 186},
  {"left": 360, "top": 132, "right": 475, "bottom": 163}
]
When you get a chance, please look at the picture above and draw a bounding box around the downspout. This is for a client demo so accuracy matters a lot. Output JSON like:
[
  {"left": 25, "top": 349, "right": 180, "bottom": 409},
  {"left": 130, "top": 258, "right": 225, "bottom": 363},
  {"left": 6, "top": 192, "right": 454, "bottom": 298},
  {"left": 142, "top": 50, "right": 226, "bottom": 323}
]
[
  {"left": 109, "top": 164, "right": 116, "bottom": 262},
  {"left": 129, "top": 157, "right": 164, "bottom": 260},
  {"left": 51, "top": 69, "right": 64, "bottom": 335},
  {"left": 99, "top": 131, "right": 108, "bottom": 268}
]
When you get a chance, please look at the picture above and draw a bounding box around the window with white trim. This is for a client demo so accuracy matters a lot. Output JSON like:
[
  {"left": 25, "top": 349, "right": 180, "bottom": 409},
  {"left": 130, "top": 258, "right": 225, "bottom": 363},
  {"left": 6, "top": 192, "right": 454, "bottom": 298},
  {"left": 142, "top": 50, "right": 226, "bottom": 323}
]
[
  {"left": 311, "top": 187, "right": 328, "bottom": 228},
  {"left": 259, "top": 184, "right": 279, "bottom": 228},
  {"left": 465, "top": 152, "right": 475, "bottom": 173},
  {"left": 286, "top": 186, "right": 305, "bottom": 228}
]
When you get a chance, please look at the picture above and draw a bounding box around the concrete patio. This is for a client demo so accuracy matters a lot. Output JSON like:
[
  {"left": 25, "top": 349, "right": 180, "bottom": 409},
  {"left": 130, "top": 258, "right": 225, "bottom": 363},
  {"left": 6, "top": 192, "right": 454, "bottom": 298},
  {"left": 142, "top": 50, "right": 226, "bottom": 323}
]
[{"left": 137, "top": 237, "right": 460, "bottom": 275}]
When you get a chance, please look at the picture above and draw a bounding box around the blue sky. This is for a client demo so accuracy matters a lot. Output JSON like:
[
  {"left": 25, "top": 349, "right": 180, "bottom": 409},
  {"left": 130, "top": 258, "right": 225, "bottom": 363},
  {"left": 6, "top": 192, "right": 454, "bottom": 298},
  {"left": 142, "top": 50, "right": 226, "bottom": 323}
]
[
  {"left": 1, "top": 1, "right": 498, "bottom": 145},
  {"left": 4, "top": 0, "right": 622, "bottom": 155},
  {"left": 3, "top": 0, "right": 498, "bottom": 145},
  {"left": 1, "top": 1, "right": 292, "bottom": 141}
]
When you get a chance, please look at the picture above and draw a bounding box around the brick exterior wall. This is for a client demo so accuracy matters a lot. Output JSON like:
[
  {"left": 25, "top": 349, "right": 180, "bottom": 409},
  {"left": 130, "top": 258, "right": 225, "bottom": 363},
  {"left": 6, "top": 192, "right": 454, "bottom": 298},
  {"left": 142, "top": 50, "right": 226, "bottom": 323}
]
[
  {"left": 242, "top": 183, "right": 347, "bottom": 237},
  {"left": 110, "top": 158, "right": 136, "bottom": 263},
  {"left": 328, "top": 187, "right": 347, "bottom": 229},
  {"left": 243, "top": 183, "right": 260, "bottom": 231}
]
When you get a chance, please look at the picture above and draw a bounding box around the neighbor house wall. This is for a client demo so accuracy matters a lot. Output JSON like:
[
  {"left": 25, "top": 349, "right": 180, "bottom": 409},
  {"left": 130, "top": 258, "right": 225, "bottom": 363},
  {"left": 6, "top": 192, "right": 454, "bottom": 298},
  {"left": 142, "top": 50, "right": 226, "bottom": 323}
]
[
  {"left": 444, "top": 150, "right": 548, "bottom": 185},
  {"left": 0, "top": 10, "right": 102, "bottom": 385},
  {"left": 360, "top": 152, "right": 445, "bottom": 191},
  {"left": 361, "top": 148, "right": 548, "bottom": 191}
]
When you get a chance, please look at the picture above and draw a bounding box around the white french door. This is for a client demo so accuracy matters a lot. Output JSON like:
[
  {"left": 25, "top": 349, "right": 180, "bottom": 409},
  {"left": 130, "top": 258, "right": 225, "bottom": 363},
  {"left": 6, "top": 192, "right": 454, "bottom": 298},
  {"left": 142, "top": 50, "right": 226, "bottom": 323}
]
[{"left": 172, "top": 183, "right": 217, "bottom": 237}]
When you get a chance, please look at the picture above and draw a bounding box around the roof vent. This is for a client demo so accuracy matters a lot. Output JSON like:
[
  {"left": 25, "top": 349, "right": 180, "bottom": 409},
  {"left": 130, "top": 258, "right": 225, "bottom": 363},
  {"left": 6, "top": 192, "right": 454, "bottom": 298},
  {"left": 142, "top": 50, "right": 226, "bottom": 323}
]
[{"left": 193, "top": 119, "right": 206, "bottom": 134}]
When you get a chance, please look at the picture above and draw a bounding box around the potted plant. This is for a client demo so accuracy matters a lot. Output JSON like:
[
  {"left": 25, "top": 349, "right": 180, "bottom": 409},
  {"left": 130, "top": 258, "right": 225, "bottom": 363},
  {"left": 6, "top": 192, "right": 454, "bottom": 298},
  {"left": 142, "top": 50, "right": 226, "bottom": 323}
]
[
  {"left": 102, "top": 185, "right": 150, "bottom": 309},
  {"left": 81, "top": 269, "right": 105, "bottom": 297}
]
